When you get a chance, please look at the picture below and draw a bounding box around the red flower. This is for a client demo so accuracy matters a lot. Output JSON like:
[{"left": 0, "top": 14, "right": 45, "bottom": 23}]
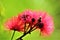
[
  {"left": 18, "top": 10, "right": 39, "bottom": 33},
  {"left": 31, "top": 11, "right": 38, "bottom": 25},
  {"left": 36, "top": 11, "right": 54, "bottom": 36},
  {"left": 5, "top": 16, "right": 24, "bottom": 32},
  {"left": 18, "top": 10, "right": 38, "bottom": 25},
  {"left": 18, "top": 9, "right": 33, "bottom": 23}
]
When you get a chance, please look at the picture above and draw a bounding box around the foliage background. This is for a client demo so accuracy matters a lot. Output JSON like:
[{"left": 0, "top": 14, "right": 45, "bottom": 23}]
[{"left": 0, "top": 0, "right": 60, "bottom": 40}]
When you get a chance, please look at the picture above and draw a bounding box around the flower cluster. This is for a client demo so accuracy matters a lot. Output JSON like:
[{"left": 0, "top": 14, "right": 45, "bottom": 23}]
[{"left": 5, "top": 9, "right": 54, "bottom": 40}]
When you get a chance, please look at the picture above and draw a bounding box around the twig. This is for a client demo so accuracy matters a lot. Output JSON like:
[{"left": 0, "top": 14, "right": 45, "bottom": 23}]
[{"left": 11, "top": 30, "right": 15, "bottom": 40}]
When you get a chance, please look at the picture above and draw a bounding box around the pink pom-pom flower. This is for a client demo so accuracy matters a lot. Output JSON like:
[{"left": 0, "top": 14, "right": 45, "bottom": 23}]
[
  {"left": 36, "top": 11, "right": 54, "bottom": 36},
  {"left": 5, "top": 16, "right": 24, "bottom": 32}
]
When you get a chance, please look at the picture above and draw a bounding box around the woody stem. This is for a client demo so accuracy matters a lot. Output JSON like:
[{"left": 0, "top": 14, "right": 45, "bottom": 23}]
[{"left": 16, "top": 24, "right": 37, "bottom": 40}]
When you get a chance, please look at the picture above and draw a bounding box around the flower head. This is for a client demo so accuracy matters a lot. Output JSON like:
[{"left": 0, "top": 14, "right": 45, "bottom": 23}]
[
  {"left": 31, "top": 11, "right": 38, "bottom": 25},
  {"left": 36, "top": 11, "right": 54, "bottom": 36},
  {"left": 18, "top": 9, "right": 33, "bottom": 23},
  {"left": 18, "top": 9, "right": 38, "bottom": 26},
  {"left": 5, "top": 16, "right": 24, "bottom": 32}
]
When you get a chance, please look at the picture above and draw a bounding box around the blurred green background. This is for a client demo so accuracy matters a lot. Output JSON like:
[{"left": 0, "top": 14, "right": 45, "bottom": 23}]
[{"left": 0, "top": 0, "right": 60, "bottom": 40}]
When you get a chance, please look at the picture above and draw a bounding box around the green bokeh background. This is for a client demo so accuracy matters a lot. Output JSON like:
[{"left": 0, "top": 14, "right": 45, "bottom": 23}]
[{"left": 0, "top": 0, "right": 60, "bottom": 40}]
